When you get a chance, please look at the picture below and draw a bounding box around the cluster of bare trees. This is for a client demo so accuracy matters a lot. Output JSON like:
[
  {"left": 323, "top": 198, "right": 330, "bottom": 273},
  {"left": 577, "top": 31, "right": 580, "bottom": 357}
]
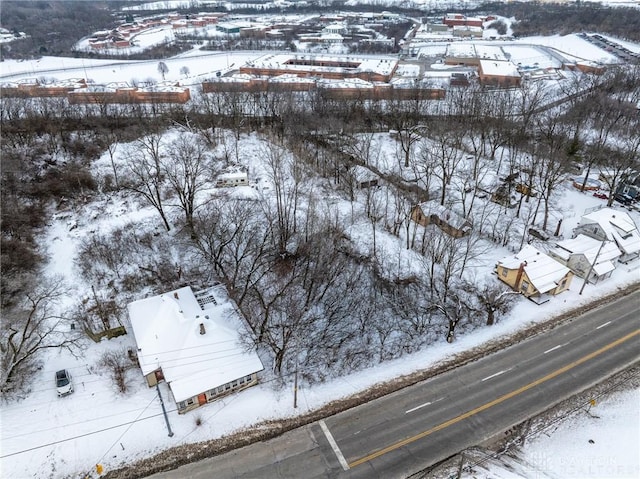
[{"left": 2, "top": 62, "right": 639, "bottom": 397}]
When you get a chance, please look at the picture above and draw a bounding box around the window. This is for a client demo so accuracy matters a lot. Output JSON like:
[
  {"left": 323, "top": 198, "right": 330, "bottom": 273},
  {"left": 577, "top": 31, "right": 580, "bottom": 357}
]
[
  {"left": 239, "top": 377, "right": 245, "bottom": 385},
  {"left": 501, "top": 267, "right": 508, "bottom": 277},
  {"left": 225, "top": 383, "right": 231, "bottom": 391},
  {"left": 178, "top": 401, "right": 186, "bottom": 410},
  {"left": 232, "top": 380, "right": 238, "bottom": 388},
  {"left": 186, "top": 398, "right": 195, "bottom": 406},
  {"left": 246, "top": 374, "right": 253, "bottom": 382},
  {"left": 520, "top": 280, "right": 530, "bottom": 292}
]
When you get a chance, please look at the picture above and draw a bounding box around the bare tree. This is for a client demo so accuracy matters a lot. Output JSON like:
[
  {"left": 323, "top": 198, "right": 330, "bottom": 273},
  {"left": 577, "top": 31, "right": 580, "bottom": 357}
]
[
  {"left": 163, "top": 133, "right": 212, "bottom": 234},
  {"left": 421, "top": 123, "right": 465, "bottom": 205},
  {"left": 97, "top": 348, "right": 136, "bottom": 394},
  {"left": 1, "top": 278, "right": 79, "bottom": 398},
  {"left": 532, "top": 113, "right": 572, "bottom": 231},
  {"left": 123, "top": 133, "right": 172, "bottom": 231},
  {"left": 157, "top": 61, "right": 169, "bottom": 81},
  {"left": 461, "top": 280, "right": 519, "bottom": 326},
  {"left": 262, "top": 139, "right": 303, "bottom": 254}
]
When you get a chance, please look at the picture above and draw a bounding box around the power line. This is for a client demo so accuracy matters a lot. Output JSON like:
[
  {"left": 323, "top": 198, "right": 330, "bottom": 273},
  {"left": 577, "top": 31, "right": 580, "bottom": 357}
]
[
  {"left": 92, "top": 395, "right": 159, "bottom": 475},
  {"left": 0, "top": 407, "right": 176, "bottom": 459},
  {"left": 0, "top": 372, "right": 294, "bottom": 458}
]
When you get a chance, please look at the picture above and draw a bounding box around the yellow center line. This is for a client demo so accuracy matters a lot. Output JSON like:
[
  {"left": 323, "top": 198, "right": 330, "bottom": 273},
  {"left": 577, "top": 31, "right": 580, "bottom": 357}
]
[{"left": 348, "top": 328, "right": 640, "bottom": 468}]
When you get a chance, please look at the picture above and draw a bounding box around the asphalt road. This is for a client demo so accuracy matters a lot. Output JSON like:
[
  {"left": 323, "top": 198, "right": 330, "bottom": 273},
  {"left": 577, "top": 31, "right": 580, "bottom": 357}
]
[{"left": 150, "top": 290, "right": 640, "bottom": 479}]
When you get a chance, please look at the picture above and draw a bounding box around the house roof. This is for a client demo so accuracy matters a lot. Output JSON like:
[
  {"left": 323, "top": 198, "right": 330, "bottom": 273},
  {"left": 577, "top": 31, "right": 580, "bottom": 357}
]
[
  {"left": 580, "top": 207, "right": 640, "bottom": 255},
  {"left": 499, "top": 245, "right": 571, "bottom": 294},
  {"left": 416, "top": 202, "right": 471, "bottom": 231},
  {"left": 128, "top": 286, "right": 263, "bottom": 402},
  {"left": 550, "top": 234, "right": 621, "bottom": 264}
]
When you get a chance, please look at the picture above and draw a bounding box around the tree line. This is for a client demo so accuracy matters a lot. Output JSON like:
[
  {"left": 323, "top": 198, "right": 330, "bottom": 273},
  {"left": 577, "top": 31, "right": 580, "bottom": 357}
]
[{"left": 1, "top": 64, "right": 639, "bottom": 397}]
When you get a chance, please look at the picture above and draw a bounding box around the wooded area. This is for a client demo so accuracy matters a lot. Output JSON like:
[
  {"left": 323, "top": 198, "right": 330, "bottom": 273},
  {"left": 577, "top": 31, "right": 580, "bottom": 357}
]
[{"left": 1, "top": 61, "right": 639, "bottom": 397}]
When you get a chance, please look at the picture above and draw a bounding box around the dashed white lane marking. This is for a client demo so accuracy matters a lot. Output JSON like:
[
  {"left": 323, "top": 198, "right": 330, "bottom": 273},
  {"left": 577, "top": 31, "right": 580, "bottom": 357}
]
[
  {"left": 319, "top": 420, "right": 350, "bottom": 471},
  {"left": 406, "top": 401, "right": 431, "bottom": 414},
  {"left": 481, "top": 368, "right": 511, "bottom": 382},
  {"left": 405, "top": 397, "right": 444, "bottom": 414},
  {"left": 544, "top": 344, "right": 564, "bottom": 354},
  {"left": 596, "top": 321, "right": 612, "bottom": 330}
]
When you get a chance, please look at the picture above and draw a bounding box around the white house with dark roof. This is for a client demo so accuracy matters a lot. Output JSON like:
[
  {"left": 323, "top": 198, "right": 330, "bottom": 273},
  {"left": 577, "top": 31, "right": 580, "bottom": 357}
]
[
  {"left": 495, "top": 245, "right": 573, "bottom": 302},
  {"left": 574, "top": 207, "right": 640, "bottom": 263},
  {"left": 128, "top": 285, "right": 264, "bottom": 414},
  {"left": 548, "top": 234, "right": 621, "bottom": 283}
]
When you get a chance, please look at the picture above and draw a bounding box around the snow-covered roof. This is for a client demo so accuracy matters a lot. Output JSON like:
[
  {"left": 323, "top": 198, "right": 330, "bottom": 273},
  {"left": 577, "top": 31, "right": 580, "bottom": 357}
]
[
  {"left": 217, "top": 171, "right": 248, "bottom": 181},
  {"left": 127, "top": 286, "right": 263, "bottom": 402},
  {"left": 479, "top": 59, "right": 520, "bottom": 78},
  {"left": 416, "top": 202, "right": 471, "bottom": 231},
  {"left": 446, "top": 43, "right": 476, "bottom": 58},
  {"left": 245, "top": 53, "right": 398, "bottom": 77},
  {"left": 499, "top": 245, "right": 571, "bottom": 294},
  {"left": 550, "top": 234, "right": 621, "bottom": 264},
  {"left": 580, "top": 207, "right": 640, "bottom": 255}
]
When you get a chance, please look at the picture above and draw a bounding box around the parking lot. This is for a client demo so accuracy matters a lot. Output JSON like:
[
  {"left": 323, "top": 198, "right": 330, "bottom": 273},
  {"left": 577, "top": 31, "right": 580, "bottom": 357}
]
[{"left": 578, "top": 32, "right": 640, "bottom": 62}]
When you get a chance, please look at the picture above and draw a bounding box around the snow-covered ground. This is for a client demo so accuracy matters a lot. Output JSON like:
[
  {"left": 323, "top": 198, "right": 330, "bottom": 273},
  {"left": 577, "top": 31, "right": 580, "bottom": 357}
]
[
  {"left": 0, "top": 50, "right": 267, "bottom": 86},
  {"left": 1, "top": 30, "right": 639, "bottom": 479},
  {"left": 0, "top": 124, "right": 638, "bottom": 479},
  {"left": 459, "top": 387, "right": 640, "bottom": 479}
]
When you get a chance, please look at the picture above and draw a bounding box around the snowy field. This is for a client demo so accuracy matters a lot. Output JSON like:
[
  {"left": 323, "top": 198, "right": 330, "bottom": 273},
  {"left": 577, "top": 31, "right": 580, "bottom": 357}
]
[
  {"left": 0, "top": 50, "right": 267, "bottom": 86},
  {"left": 0, "top": 124, "right": 638, "bottom": 478}
]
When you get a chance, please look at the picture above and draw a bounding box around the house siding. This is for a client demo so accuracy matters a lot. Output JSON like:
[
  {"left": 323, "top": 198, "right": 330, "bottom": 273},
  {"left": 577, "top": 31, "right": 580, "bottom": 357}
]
[
  {"left": 496, "top": 265, "right": 573, "bottom": 298},
  {"left": 176, "top": 372, "right": 259, "bottom": 414}
]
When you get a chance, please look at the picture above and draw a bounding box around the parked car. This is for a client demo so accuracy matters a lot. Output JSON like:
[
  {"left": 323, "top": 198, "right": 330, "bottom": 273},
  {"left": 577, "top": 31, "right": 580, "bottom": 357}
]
[
  {"left": 56, "top": 369, "right": 73, "bottom": 397},
  {"left": 593, "top": 191, "right": 608, "bottom": 200},
  {"left": 614, "top": 193, "right": 634, "bottom": 205}
]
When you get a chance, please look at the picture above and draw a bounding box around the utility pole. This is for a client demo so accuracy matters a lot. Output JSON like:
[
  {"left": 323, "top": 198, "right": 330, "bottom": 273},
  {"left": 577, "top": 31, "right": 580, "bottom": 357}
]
[
  {"left": 293, "top": 362, "right": 298, "bottom": 409},
  {"left": 156, "top": 383, "right": 174, "bottom": 437},
  {"left": 579, "top": 239, "right": 607, "bottom": 295},
  {"left": 456, "top": 452, "right": 465, "bottom": 479}
]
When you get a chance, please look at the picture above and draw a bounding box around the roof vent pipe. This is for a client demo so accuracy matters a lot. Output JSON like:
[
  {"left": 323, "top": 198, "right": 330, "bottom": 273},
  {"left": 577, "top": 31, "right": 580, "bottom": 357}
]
[{"left": 199, "top": 323, "right": 206, "bottom": 335}]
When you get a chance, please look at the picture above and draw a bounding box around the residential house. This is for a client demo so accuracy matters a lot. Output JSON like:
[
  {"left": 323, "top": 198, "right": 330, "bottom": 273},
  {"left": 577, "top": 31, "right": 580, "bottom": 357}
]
[
  {"left": 495, "top": 245, "right": 573, "bottom": 302},
  {"left": 350, "top": 165, "right": 379, "bottom": 189},
  {"left": 216, "top": 168, "right": 249, "bottom": 188},
  {"left": 128, "top": 285, "right": 264, "bottom": 414},
  {"left": 574, "top": 207, "right": 640, "bottom": 263},
  {"left": 548, "top": 234, "right": 621, "bottom": 283},
  {"left": 411, "top": 202, "right": 472, "bottom": 238}
]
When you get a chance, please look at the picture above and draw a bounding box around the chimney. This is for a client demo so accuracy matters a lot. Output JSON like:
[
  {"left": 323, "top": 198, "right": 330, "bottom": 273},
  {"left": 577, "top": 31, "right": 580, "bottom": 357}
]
[
  {"left": 174, "top": 292, "right": 179, "bottom": 299},
  {"left": 514, "top": 261, "right": 527, "bottom": 292},
  {"left": 199, "top": 323, "right": 206, "bottom": 335}
]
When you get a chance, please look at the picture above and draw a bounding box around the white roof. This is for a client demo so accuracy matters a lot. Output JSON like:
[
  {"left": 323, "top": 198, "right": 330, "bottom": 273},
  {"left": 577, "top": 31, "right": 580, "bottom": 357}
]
[
  {"left": 218, "top": 171, "right": 247, "bottom": 181},
  {"left": 551, "top": 234, "right": 621, "bottom": 264},
  {"left": 593, "top": 260, "right": 615, "bottom": 276},
  {"left": 580, "top": 208, "right": 640, "bottom": 255},
  {"left": 128, "top": 286, "right": 263, "bottom": 402},
  {"left": 499, "top": 245, "right": 570, "bottom": 294},
  {"left": 479, "top": 60, "right": 521, "bottom": 78}
]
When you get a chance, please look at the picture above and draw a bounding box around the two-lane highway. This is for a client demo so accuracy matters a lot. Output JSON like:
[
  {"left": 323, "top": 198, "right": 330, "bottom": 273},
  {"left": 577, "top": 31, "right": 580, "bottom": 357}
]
[{"left": 150, "top": 290, "right": 640, "bottom": 479}]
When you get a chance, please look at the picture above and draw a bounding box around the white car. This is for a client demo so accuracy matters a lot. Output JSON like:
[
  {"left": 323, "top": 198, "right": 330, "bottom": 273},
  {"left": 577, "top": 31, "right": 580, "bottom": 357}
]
[{"left": 55, "top": 369, "right": 73, "bottom": 397}]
